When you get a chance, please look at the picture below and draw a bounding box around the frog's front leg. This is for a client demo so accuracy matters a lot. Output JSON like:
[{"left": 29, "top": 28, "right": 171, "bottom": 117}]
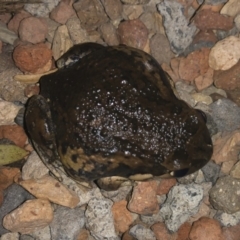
[{"left": 25, "top": 95, "right": 63, "bottom": 180}]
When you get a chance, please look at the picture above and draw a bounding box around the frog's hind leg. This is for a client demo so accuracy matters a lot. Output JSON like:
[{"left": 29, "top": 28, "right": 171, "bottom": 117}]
[{"left": 25, "top": 95, "right": 64, "bottom": 181}]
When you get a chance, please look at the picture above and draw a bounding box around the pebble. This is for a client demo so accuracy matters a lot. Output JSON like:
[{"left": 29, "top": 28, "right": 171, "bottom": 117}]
[
  {"left": 222, "top": 222, "right": 240, "bottom": 240},
  {"left": 3, "top": 199, "right": 53, "bottom": 234},
  {"left": 101, "top": 0, "right": 123, "bottom": 22},
  {"left": 201, "top": 161, "right": 221, "bottom": 184},
  {"left": 128, "top": 181, "right": 159, "bottom": 215},
  {"left": 156, "top": 178, "right": 177, "bottom": 195},
  {"left": 220, "top": 0, "right": 240, "bottom": 18},
  {"left": 230, "top": 161, "right": 240, "bottom": 179},
  {"left": 160, "top": 183, "right": 203, "bottom": 232},
  {"left": 0, "top": 233, "right": 19, "bottom": 240},
  {"left": 50, "top": 205, "right": 85, "bottom": 240},
  {"left": 209, "top": 36, "right": 240, "bottom": 71},
  {"left": 129, "top": 224, "right": 156, "bottom": 240},
  {"left": 123, "top": 4, "right": 143, "bottom": 20},
  {"left": 151, "top": 222, "right": 177, "bottom": 240},
  {"left": 0, "top": 22, "right": 18, "bottom": 45},
  {"left": 17, "top": 175, "right": 80, "bottom": 208},
  {"left": 214, "top": 211, "right": 240, "bottom": 227},
  {"left": 209, "top": 175, "right": 240, "bottom": 213},
  {"left": 157, "top": 0, "right": 197, "bottom": 54},
  {"left": 85, "top": 198, "right": 119, "bottom": 240}
]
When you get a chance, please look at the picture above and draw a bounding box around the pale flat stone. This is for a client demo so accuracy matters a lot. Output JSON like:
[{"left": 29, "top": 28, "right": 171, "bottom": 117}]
[
  {"left": 3, "top": 199, "right": 53, "bottom": 234},
  {"left": 17, "top": 175, "right": 80, "bottom": 208}
]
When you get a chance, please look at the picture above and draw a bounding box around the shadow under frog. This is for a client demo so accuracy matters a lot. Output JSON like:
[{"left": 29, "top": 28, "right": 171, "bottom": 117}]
[{"left": 25, "top": 43, "right": 213, "bottom": 191}]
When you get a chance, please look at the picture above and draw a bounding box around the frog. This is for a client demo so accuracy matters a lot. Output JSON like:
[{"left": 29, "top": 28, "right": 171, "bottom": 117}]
[{"left": 25, "top": 42, "right": 213, "bottom": 190}]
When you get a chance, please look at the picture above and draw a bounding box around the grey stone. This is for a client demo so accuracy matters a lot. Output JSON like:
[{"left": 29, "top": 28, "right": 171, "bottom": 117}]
[
  {"left": 214, "top": 211, "right": 240, "bottom": 227},
  {"left": 0, "top": 184, "right": 34, "bottom": 235},
  {"left": 209, "top": 175, "right": 240, "bottom": 214},
  {"left": 20, "top": 234, "right": 35, "bottom": 240},
  {"left": 202, "top": 160, "right": 221, "bottom": 184},
  {"left": 209, "top": 98, "right": 240, "bottom": 132},
  {"left": 30, "top": 226, "right": 51, "bottom": 240},
  {"left": 0, "top": 22, "right": 18, "bottom": 45},
  {"left": 197, "top": 0, "right": 227, "bottom": 4},
  {"left": 101, "top": 185, "right": 132, "bottom": 202},
  {"left": 50, "top": 206, "right": 85, "bottom": 240},
  {"left": 160, "top": 183, "right": 203, "bottom": 232},
  {"left": 85, "top": 198, "right": 119, "bottom": 240},
  {"left": 129, "top": 224, "right": 156, "bottom": 240},
  {"left": 157, "top": 0, "right": 197, "bottom": 54}
]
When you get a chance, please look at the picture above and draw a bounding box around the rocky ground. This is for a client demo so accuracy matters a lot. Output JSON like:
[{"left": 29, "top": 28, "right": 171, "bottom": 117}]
[{"left": 0, "top": 0, "right": 240, "bottom": 239}]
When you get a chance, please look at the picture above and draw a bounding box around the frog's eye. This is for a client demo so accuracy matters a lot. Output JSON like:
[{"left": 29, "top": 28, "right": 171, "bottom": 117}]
[
  {"left": 170, "top": 168, "right": 189, "bottom": 178},
  {"left": 196, "top": 109, "right": 207, "bottom": 123}
]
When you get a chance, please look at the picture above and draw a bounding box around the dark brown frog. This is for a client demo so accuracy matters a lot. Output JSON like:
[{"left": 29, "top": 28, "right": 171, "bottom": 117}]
[{"left": 25, "top": 43, "right": 213, "bottom": 190}]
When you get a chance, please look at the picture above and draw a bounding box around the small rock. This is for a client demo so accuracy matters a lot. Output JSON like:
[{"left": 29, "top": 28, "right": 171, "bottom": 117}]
[
  {"left": 99, "top": 22, "right": 119, "bottom": 46},
  {"left": 0, "top": 100, "right": 22, "bottom": 125},
  {"left": 157, "top": 0, "right": 197, "bottom": 54},
  {"left": 220, "top": 0, "right": 240, "bottom": 18},
  {"left": 17, "top": 175, "right": 79, "bottom": 208},
  {"left": 0, "top": 125, "right": 27, "bottom": 148},
  {"left": 112, "top": 200, "right": 134, "bottom": 233},
  {"left": 0, "top": 167, "right": 20, "bottom": 190},
  {"left": 13, "top": 43, "right": 52, "bottom": 74},
  {"left": 24, "top": 0, "right": 61, "bottom": 17},
  {"left": 209, "top": 98, "right": 240, "bottom": 132},
  {"left": 117, "top": 19, "right": 148, "bottom": 50},
  {"left": 151, "top": 222, "right": 177, "bottom": 240},
  {"left": 191, "top": 92, "right": 213, "bottom": 105},
  {"left": 29, "top": 226, "right": 51, "bottom": 240},
  {"left": 128, "top": 181, "right": 159, "bottom": 215},
  {"left": 73, "top": 0, "right": 108, "bottom": 31},
  {"left": 194, "top": 67, "right": 214, "bottom": 91},
  {"left": 230, "top": 161, "right": 240, "bottom": 179},
  {"left": 50, "top": 205, "right": 85, "bottom": 240},
  {"left": 21, "top": 151, "right": 49, "bottom": 180},
  {"left": 201, "top": 85, "right": 227, "bottom": 98},
  {"left": 222, "top": 223, "right": 240, "bottom": 240},
  {"left": 160, "top": 183, "right": 203, "bottom": 232},
  {"left": 18, "top": 17, "right": 48, "bottom": 44},
  {"left": 7, "top": 10, "right": 31, "bottom": 34},
  {"left": 212, "top": 130, "right": 240, "bottom": 164},
  {"left": 100, "top": 0, "right": 123, "bottom": 21},
  {"left": 44, "top": 17, "right": 60, "bottom": 43},
  {"left": 201, "top": 160, "right": 221, "bottom": 184},
  {"left": 235, "top": 14, "right": 240, "bottom": 31},
  {"left": 189, "top": 202, "right": 211, "bottom": 223},
  {"left": 194, "top": 9, "right": 233, "bottom": 31},
  {"left": 0, "top": 232, "right": 19, "bottom": 240},
  {"left": 101, "top": 185, "right": 132, "bottom": 202},
  {"left": 140, "top": 210, "right": 164, "bottom": 225},
  {"left": 52, "top": 25, "right": 73, "bottom": 60},
  {"left": 209, "top": 175, "right": 240, "bottom": 213},
  {"left": 0, "top": 22, "right": 18, "bottom": 45},
  {"left": 85, "top": 198, "right": 119, "bottom": 240},
  {"left": 209, "top": 36, "right": 240, "bottom": 71},
  {"left": 221, "top": 159, "right": 238, "bottom": 175},
  {"left": 178, "top": 48, "right": 210, "bottom": 82},
  {"left": 226, "top": 88, "right": 240, "bottom": 107},
  {"left": 176, "top": 222, "right": 192, "bottom": 240},
  {"left": 3, "top": 199, "right": 53, "bottom": 234},
  {"left": 129, "top": 224, "right": 156, "bottom": 240},
  {"left": 214, "top": 211, "right": 240, "bottom": 227},
  {"left": 213, "top": 60, "right": 240, "bottom": 90},
  {"left": 122, "top": 0, "right": 150, "bottom": 4},
  {"left": 189, "top": 217, "right": 223, "bottom": 240},
  {"left": 122, "top": 4, "right": 143, "bottom": 20},
  {"left": 150, "top": 33, "right": 175, "bottom": 65},
  {"left": 50, "top": 0, "right": 75, "bottom": 24},
  {"left": 156, "top": 178, "right": 177, "bottom": 195}
]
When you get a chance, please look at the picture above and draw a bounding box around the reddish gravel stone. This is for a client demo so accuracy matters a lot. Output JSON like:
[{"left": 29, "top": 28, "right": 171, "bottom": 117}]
[
  {"left": 156, "top": 178, "right": 177, "bottom": 195},
  {"left": 0, "top": 167, "right": 21, "bottom": 190},
  {"left": 151, "top": 222, "right": 177, "bottom": 240},
  {"left": 13, "top": 43, "right": 52, "bottom": 74},
  {"left": 176, "top": 222, "right": 192, "bottom": 240},
  {"left": 18, "top": 17, "right": 48, "bottom": 44},
  {"left": 192, "top": 30, "right": 217, "bottom": 46},
  {"left": 222, "top": 223, "right": 240, "bottom": 240},
  {"left": 194, "top": 9, "right": 234, "bottom": 31},
  {"left": 117, "top": 19, "right": 149, "bottom": 50}
]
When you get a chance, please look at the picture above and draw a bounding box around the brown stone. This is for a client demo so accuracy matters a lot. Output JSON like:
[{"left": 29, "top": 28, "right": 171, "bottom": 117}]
[
  {"left": 17, "top": 175, "right": 79, "bottom": 208},
  {"left": 117, "top": 19, "right": 148, "bottom": 50},
  {"left": 226, "top": 88, "right": 240, "bottom": 107},
  {"left": 77, "top": 229, "right": 91, "bottom": 240},
  {"left": 214, "top": 60, "right": 240, "bottom": 90},
  {"left": 151, "top": 222, "right": 177, "bottom": 240},
  {"left": 189, "top": 217, "right": 224, "bottom": 240},
  {"left": 3, "top": 199, "right": 53, "bottom": 234},
  {"left": 192, "top": 30, "right": 217, "bottom": 46},
  {"left": 161, "top": 63, "right": 179, "bottom": 83},
  {"left": 50, "top": 0, "right": 76, "bottom": 24},
  {"left": 212, "top": 130, "right": 240, "bottom": 164},
  {"left": 0, "top": 167, "right": 20, "bottom": 190},
  {"left": 179, "top": 48, "right": 210, "bottom": 82},
  {"left": 73, "top": 0, "right": 109, "bottom": 31},
  {"left": 122, "top": 230, "right": 136, "bottom": 240},
  {"left": 194, "top": 9, "right": 234, "bottom": 31},
  {"left": 7, "top": 10, "right": 31, "bottom": 34},
  {"left": 13, "top": 43, "right": 52, "bottom": 74},
  {"left": 0, "top": 13, "right": 12, "bottom": 24},
  {"left": 222, "top": 223, "right": 240, "bottom": 240},
  {"left": 112, "top": 200, "right": 134, "bottom": 233},
  {"left": 99, "top": 22, "right": 120, "bottom": 46},
  {"left": 176, "top": 222, "right": 192, "bottom": 240},
  {"left": 101, "top": 0, "right": 123, "bottom": 21},
  {"left": 156, "top": 178, "right": 177, "bottom": 195},
  {"left": 19, "top": 17, "right": 48, "bottom": 44},
  {"left": 0, "top": 125, "right": 27, "bottom": 148},
  {"left": 128, "top": 181, "right": 159, "bottom": 215},
  {"left": 194, "top": 67, "right": 214, "bottom": 91}
]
